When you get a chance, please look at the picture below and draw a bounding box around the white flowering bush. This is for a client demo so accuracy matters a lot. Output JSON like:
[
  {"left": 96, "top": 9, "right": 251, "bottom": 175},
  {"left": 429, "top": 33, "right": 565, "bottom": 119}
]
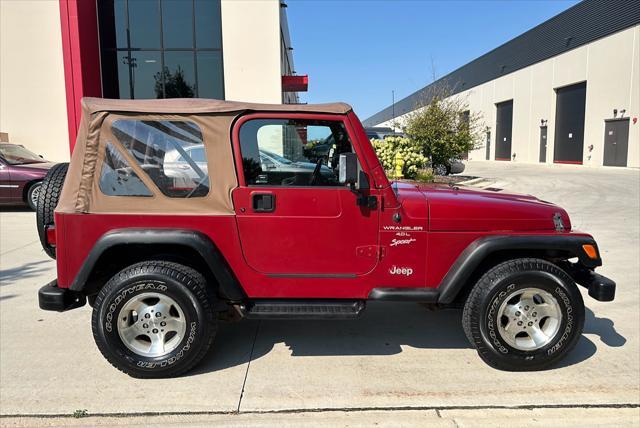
[{"left": 371, "top": 137, "right": 428, "bottom": 179}]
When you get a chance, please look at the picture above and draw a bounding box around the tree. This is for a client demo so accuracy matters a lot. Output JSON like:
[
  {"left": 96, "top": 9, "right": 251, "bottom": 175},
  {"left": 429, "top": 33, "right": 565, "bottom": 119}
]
[
  {"left": 154, "top": 66, "right": 195, "bottom": 98},
  {"left": 402, "top": 87, "right": 483, "bottom": 172}
]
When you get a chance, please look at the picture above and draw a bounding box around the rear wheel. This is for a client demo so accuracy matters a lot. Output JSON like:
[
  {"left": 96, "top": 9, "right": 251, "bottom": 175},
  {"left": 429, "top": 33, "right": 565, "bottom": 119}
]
[
  {"left": 462, "top": 258, "right": 584, "bottom": 371},
  {"left": 36, "top": 163, "right": 68, "bottom": 259},
  {"left": 26, "top": 182, "right": 42, "bottom": 210},
  {"left": 92, "top": 261, "right": 217, "bottom": 378}
]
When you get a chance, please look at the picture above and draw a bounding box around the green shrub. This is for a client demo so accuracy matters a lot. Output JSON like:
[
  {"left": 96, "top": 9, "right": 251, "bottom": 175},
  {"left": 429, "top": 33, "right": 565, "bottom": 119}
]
[
  {"left": 415, "top": 168, "right": 434, "bottom": 183},
  {"left": 403, "top": 87, "right": 483, "bottom": 170},
  {"left": 371, "top": 137, "right": 428, "bottom": 179}
]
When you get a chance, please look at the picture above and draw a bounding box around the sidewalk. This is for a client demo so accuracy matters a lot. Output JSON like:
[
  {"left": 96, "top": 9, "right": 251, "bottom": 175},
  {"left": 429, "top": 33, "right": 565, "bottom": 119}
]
[{"left": 1, "top": 406, "right": 638, "bottom": 427}]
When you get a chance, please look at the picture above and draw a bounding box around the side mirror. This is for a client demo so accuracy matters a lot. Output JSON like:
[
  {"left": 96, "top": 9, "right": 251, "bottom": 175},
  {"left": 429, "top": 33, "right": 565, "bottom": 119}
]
[{"left": 339, "top": 153, "right": 358, "bottom": 185}]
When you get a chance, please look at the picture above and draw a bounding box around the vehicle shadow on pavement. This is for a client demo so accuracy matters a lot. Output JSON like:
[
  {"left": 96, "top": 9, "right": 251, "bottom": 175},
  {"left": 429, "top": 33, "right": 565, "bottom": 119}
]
[
  {"left": 190, "top": 303, "right": 626, "bottom": 376},
  {"left": 190, "top": 302, "right": 469, "bottom": 376},
  {"left": 0, "top": 260, "right": 51, "bottom": 287},
  {"left": 583, "top": 307, "right": 626, "bottom": 347},
  {"left": 552, "top": 307, "right": 626, "bottom": 369},
  {"left": 0, "top": 206, "right": 33, "bottom": 212}
]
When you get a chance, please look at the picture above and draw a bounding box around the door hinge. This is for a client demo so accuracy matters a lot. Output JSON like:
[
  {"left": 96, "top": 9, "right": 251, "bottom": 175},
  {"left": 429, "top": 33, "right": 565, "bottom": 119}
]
[{"left": 356, "top": 245, "right": 385, "bottom": 260}]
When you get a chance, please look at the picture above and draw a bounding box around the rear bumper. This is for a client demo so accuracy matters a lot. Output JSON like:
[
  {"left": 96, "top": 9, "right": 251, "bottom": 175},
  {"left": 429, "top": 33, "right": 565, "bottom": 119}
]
[
  {"left": 39, "top": 280, "right": 86, "bottom": 312},
  {"left": 566, "top": 264, "right": 616, "bottom": 302}
]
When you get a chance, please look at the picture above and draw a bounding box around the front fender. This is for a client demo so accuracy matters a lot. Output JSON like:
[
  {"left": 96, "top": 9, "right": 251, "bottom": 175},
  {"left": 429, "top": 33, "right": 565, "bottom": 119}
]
[{"left": 437, "top": 234, "right": 602, "bottom": 304}]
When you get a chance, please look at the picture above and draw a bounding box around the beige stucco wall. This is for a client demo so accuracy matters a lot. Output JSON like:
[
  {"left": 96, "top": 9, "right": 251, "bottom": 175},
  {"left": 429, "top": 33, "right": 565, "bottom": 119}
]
[
  {"left": 0, "top": 0, "right": 69, "bottom": 162},
  {"left": 220, "top": 0, "right": 283, "bottom": 104},
  {"left": 377, "top": 25, "right": 640, "bottom": 168}
]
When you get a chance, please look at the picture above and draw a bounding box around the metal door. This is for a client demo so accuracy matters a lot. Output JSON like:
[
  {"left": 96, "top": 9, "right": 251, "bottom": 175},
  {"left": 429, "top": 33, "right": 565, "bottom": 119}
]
[
  {"left": 603, "top": 118, "right": 629, "bottom": 167},
  {"left": 485, "top": 131, "right": 491, "bottom": 160},
  {"left": 539, "top": 126, "right": 548, "bottom": 162},
  {"left": 553, "top": 82, "right": 586, "bottom": 164},
  {"left": 495, "top": 100, "right": 513, "bottom": 161}
]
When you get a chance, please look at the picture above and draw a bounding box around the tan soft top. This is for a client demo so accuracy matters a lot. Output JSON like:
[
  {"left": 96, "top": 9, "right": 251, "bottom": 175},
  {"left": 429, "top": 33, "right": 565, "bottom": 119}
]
[
  {"left": 81, "top": 97, "right": 352, "bottom": 116},
  {"left": 57, "top": 98, "right": 352, "bottom": 215}
]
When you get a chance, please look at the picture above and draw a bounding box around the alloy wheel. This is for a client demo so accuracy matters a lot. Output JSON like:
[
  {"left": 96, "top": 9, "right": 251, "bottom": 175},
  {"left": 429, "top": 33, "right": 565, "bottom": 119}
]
[{"left": 497, "top": 287, "right": 562, "bottom": 351}]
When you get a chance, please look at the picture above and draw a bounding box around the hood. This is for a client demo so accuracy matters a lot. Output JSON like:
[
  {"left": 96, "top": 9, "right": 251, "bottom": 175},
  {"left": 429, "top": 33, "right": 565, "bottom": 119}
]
[
  {"left": 394, "top": 182, "right": 571, "bottom": 232},
  {"left": 11, "top": 161, "right": 55, "bottom": 171}
]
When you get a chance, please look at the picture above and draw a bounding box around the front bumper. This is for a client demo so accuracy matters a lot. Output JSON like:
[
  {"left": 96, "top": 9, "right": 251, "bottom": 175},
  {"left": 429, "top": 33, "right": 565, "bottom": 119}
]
[
  {"left": 565, "top": 264, "right": 616, "bottom": 302},
  {"left": 39, "top": 280, "right": 86, "bottom": 312}
]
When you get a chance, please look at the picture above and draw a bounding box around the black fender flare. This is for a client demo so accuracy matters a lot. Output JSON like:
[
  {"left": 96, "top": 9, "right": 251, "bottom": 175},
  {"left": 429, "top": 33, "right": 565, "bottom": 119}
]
[
  {"left": 69, "top": 228, "right": 246, "bottom": 301},
  {"left": 436, "top": 234, "right": 601, "bottom": 304}
]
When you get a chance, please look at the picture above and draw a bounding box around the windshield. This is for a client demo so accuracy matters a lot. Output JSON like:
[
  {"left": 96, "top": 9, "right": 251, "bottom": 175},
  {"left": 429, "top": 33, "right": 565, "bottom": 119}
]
[
  {"left": 0, "top": 144, "right": 44, "bottom": 165},
  {"left": 261, "top": 149, "right": 293, "bottom": 165}
]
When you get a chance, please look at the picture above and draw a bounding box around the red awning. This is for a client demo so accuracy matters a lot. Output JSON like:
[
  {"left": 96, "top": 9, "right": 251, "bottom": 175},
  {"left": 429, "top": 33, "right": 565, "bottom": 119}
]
[{"left": 282, "top": 75, "right": 308, "bottom": 92}]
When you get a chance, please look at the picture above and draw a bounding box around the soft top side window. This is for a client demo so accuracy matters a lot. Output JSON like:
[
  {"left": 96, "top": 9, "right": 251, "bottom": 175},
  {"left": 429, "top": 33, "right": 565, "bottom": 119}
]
[
  {"left": 239, "top": 118, "right": 354, "bottom": 186},
  {"left": 99, "top": 142, "right": 153, "bottom": 197},
  {"left": 108, "top": 119, "right": 210, "bottom": 198}
]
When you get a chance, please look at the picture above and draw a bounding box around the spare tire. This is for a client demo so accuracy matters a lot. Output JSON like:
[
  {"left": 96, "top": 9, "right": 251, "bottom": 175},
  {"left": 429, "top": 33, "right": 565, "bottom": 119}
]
[{"left": 36, "top": 163, "right": 69, "bottom": 259}]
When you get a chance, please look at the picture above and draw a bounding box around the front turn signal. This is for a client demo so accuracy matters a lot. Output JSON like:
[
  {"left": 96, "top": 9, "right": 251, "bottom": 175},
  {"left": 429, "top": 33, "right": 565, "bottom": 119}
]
[{"left": 582, "top": 244, "right": 598, "bottom": 260}]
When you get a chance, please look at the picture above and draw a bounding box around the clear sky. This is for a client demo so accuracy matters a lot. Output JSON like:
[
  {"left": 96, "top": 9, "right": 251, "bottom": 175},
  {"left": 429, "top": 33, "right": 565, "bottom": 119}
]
[{"left": 287, "top": 0, "right": 580, "bottom": 120}]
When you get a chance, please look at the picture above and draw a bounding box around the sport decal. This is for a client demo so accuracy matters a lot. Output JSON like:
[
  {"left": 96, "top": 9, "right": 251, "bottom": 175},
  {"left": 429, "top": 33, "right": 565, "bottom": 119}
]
[{"left": 390, "top": 238, "right": 417, "bottom": 247}]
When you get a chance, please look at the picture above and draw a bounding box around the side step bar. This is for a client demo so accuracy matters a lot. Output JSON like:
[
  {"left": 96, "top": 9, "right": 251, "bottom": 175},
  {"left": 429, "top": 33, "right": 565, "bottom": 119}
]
[{"left": 242, "top": 300, "right": 365, "bottom": 320}]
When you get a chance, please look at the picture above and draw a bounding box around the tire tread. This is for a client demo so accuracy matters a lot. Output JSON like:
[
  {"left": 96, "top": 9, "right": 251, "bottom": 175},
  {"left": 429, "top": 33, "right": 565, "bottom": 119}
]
[
  {"left": 462, "top": 257, "right": 584, "bottom": 371},
  {"left": 36, "top": 163, "right": 69, "bottom": 259},
  {"left": 92, "top": 260, "right": 217, "bottom": 379}
]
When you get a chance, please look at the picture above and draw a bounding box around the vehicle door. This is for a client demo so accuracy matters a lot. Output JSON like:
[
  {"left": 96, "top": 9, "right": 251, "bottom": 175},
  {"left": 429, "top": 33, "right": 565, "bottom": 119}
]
[
  {"left": 232, "top": 114, "right": 380, "bottom": 277},
  {"left": 0, "top": 158, "right": 15, "bottom": 202}
]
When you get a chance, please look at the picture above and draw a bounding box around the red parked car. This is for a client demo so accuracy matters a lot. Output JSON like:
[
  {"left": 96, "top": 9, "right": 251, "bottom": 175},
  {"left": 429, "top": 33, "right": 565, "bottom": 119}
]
[
  {"left": 0, "top": 143, "right": 55, "bottom": 210},
  {"left": 36, "top": 98, "right": 615, "bottom": 378}
]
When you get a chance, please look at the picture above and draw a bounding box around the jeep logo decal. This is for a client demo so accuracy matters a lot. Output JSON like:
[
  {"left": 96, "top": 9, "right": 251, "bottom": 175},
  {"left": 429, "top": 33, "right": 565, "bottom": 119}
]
[{"left": 389, "top": 266, "right": 413, "bottom": 276}]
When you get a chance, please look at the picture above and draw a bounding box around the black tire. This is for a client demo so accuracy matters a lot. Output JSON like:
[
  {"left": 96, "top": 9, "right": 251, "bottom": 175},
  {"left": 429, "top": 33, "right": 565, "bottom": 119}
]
[
  {"left": 92, "top": 261, "right": 217, "bottom": 378},
  {"left": 26, "top": 182, "right": 42, "bottom": 211},
  {"left": 36, "top": 163, "right": 68, "bottom": 259},
  {"left": 433, "top": 164, "right": 448, "bottom": 176},
  {"left": 462, "top": 258, "right": 584, "bottom": 371}
]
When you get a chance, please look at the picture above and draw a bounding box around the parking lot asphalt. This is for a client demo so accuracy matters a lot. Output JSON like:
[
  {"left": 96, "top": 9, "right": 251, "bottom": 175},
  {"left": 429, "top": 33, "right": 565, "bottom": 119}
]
[{"left": 1, "top": 161, "right": 638, "bottom": 425}]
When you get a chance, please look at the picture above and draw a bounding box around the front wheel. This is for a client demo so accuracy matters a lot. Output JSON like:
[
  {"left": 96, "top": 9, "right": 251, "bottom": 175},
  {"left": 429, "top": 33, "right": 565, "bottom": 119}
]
[
  {"left": 92, "top": 261, "right": 217, "bottom": 378},
  {"left": 462, "top": 258, "right": 585, "bottom": 371}
]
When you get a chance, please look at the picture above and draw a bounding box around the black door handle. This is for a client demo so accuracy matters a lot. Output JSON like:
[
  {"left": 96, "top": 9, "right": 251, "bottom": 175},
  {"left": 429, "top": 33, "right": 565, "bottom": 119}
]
[{"left": 252, "top": 193, "right": 275, "bottom": 212}]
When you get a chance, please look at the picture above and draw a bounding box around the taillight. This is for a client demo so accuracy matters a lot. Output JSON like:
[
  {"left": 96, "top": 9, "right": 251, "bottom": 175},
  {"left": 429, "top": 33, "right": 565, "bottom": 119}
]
[{"left": 46, "top": 225, "right": 56, "bottom": 247}]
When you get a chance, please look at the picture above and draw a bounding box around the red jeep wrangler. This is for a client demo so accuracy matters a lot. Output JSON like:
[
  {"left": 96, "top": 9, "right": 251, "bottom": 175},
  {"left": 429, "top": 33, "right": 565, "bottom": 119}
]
[{"left": 37, "top": 98, "right": 615, "bottom": 378}]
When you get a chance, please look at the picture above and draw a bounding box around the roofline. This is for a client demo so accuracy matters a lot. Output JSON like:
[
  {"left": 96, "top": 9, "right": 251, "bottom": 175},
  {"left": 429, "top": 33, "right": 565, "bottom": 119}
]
[
  {"left": 80, "top": 97, "right": 352, "bottom": 116},
  {"left": 363, "top": 0, "right": 640, "bottom": 126}
]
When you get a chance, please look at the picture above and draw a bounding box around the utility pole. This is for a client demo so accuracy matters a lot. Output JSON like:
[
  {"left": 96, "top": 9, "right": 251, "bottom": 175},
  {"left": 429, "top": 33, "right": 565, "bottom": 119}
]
[{"left": 392, "top": 90, "right": 395, "bottom": 130}]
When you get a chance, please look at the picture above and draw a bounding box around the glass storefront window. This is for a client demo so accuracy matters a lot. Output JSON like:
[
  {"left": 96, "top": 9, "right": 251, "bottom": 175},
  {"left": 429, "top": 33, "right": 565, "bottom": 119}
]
[
  {"left": 130, "top": 51, "right": 162, "bottom": 99},
  {"left": 196, "top": 51, "right": 224, "bottom": 99},
  {"left": 162, "top": 0, "right": 194, "bottom": 49},
  {"left": 98, "top": 0, "right": 224, "bottom": 100},
  {"left": 128, "top": 0, "right": 161, "bottom": 49},
  {"left": 195, "top": 0, "right": 222, "bottom": 49},
  {"left": 163, "top": 51, "right": 196, "bottom": 98}
]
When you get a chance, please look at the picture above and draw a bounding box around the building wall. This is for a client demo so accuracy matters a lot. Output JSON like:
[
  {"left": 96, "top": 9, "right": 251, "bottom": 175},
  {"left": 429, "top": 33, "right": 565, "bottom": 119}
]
[
  {"left": 1, "top": 0, "right": 292, "bottom": 159},
  {"left": 280, "top": 4, "right": 299, "bottom": 104},
  {"left": 376, "top": 26, "right": 640, "bottom": 168},
  {"left": 0, "top": 0, "right": 70, "bottom": 162},
  {"left": 220, "top": 0, "right": 283, "bottom": 103}
]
